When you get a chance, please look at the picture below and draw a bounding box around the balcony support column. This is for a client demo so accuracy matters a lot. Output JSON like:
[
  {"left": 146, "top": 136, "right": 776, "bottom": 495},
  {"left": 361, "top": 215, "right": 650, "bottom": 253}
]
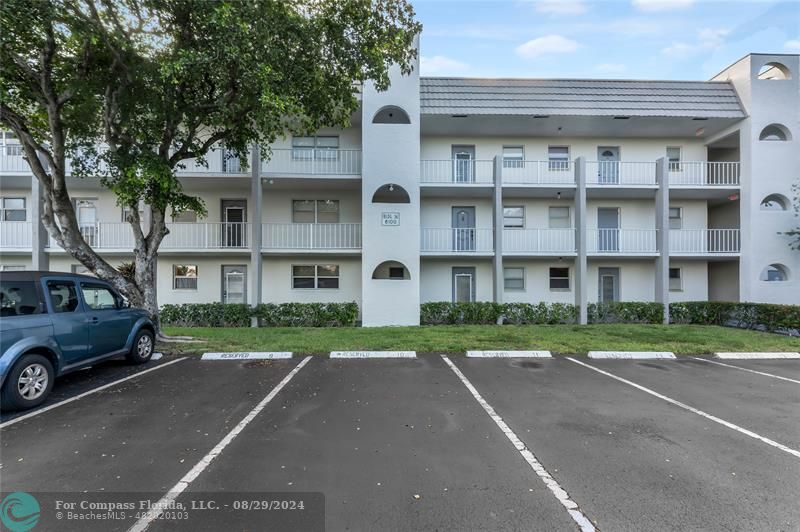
[
  {"left": 249, "top": 144, "right": 263, "bottom": 325},
  {"left": 492, "top": 156, "right": 503, "bottom": 306},
  {"left": 30, "top": 168, "right": 49, "bottom": 270},
  {"left": 655, "top": 157, "right": 670, "bottom": 324},
  {"left": 574, "top": 157, "right": 587, "bottom": 325}
]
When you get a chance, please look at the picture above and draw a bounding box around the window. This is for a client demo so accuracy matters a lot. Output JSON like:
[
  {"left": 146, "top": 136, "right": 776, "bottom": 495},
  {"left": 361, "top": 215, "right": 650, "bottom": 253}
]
[
  {"left": 372, "top": 106, "right": 411, "bottom": 124},
  {"left": 292, "top": 136, "right": 339, "bottom": 160},
  {"left": 669, "top": 207, "right": 682, "bottom": 229},
  {"left": 667, "top": 147, "right": 681, "bottom": 171},
  {"left": 548, "top": 146, "right": 570, "bottom": 171},
  {"left": 171, "top": 210, "right": 197, "bottom": 223},
  {"left": 759, "top": 124, "right": 790, "bottom": 141},
  {"left": 760, "top": 264, "right": 788, "bottom": 282},
  {"left": 503, "top": 206, "right": 524, "bottom": 229},
  {"left": 760, "top": 194, "right": 789, "bottom": 211},
  {"left": 504, "top": 268, "right": 525, "bottom": 291},
  {"left": 549, "top": 267, "right": 570, "bottom": 290},
  {"left": 122, "top": 203, "right": 145, "bottom": 223},
  {"left": 292, "top": 200, "right": 340, "bottom": 223},
  {"left": 293, "top": 264, "right": 339, "bottom": 289},
  {"left": 548, "top": 206, "right": 570, "bottom": 229},
  {"left": 669, "top": 268, "right": 683, "bottom": 291},
  {"left": 503, "top": 146, "right": 524, "bottom": 168},
  {"left": 47, "top": 281, "right": 80, "bottom": 313},
  {"left": 173, "top": 265, "right": 198, "bottom": 290},
  {"left": 1, "top": 197, "right": 25, "bottom": 221},
  {"left": 0, "top": 280, "right": 41, "bottom": 317},
  {"left": 372, "top": 261, "right": 410, "bottom": 280},
  {"left": 372, "top": 184, "right": 410, "bottom": 204},
  {"left": 0, "top": 265, "right": 25, "bottom": 271},
  {"left": 81, "top": 284, "right": 118, "bottom": 310}
]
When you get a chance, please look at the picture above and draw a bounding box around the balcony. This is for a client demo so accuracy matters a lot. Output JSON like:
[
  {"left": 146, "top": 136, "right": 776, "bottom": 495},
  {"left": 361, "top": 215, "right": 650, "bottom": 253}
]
[
  {"left": 0, "top": 222, "right": 32, "bottom": 250},
  {"left": 177, "top": 149, "right": 249, "bottom": 176},
  {"left": 421, "top": 228, "right": 494, "bottom": 254},
  {"left": 0, "top": 146, "right": 28, "bottom": 174},
  {"left": 501, "top": 161, "right": 575, "bottom": 186},
  {"left": 670, "top": 229, "right": 740, "bottom": 255},
  {"left": 262, "top": 149, "right": 361, "bottom": 177},
  {"left": 587, "top": 229, "right": 658, "bottom": 255},
  {"left": 420, "top": 160, "right": 494, "bottom": 185},
  {"left": 261, "top": 223, "right": 361, "bottom": 251},
  {"left": 503, "top": 229, "right": 576, "bottom": 255},
  {"left": 668, "top": 162, "right": 740, "bottom": 187},
  {"left": 586, "top": 161, "right": 657, "bottom": 186}
]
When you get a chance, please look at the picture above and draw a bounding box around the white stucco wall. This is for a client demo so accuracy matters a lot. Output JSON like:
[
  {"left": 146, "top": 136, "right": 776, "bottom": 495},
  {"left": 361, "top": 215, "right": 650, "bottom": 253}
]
[
  {"left": 668, "top": 260, "right": 709, "bottom": 302},
  {"left": 502, "top": 259, "right": 575, "bottom": 304},
  {"left": 420, "top": 259, "right": 494, "bottom": 302},
  {"left": 262, "top": 189, "right": 361, "bottom": 223},
  {"left": 587, "top": 260, "right": 655, "bottom": 302}
]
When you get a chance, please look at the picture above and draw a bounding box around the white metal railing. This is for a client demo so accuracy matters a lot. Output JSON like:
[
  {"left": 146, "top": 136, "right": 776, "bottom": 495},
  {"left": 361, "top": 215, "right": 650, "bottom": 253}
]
[
  {"left": 262, "top": 223, "right": 361, "bottom": 250},
  {"left": 670, "top": 229, "right": 740, "bottom": 254},
  {"left": 586, "top": 161, "right": 657, "bottom": 185},
  {"left": 0, "top": 222, "right": 32, "bottom": 248},
  {"left": 421, "top": 228, "right": 494, "bottom": 253},
  {"left": 503, "top": 228, "right": 576, "bottom": 254},
  {"left": 669, "top": 162, "right": 740, "bottom": 186},
  {"left": 501, "top": 160, "right": 575, "bottom": 185},
  {"left": 420, "top": 159, "right": 494, "bottom": 184},
  {"left": 48, "top": 222, "right": 251, "bottom": 250},
  {"left": 178, "top": 148, "right": 248, "bottom": 175},
  {"left": 262, "top": 149, "right": 361, "bottom": 176},
  {"left": 587, "top": 229, "right": 657, "bottom": 254}
]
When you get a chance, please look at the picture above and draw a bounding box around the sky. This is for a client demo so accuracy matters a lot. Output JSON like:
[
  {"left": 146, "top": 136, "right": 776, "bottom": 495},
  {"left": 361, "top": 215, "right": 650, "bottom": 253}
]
[{"left": 415, "top": 0, "right": 800, "bottom": 79}]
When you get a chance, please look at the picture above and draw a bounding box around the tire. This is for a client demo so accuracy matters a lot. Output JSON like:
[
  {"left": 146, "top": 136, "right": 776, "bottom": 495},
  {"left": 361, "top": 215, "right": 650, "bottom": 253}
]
[
  {"left": 126, "top": 329, "right": 154, "bottom": 364},
  {"left": 1, "top": 354, "right": 55, "bottom": 411}
]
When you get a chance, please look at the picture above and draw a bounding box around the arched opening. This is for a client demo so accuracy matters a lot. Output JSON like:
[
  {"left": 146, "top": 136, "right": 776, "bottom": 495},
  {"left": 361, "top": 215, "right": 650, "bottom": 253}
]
[
  {"left": 759, "top": 124, "right": 791, "bottom": 141},
  {"left": 760, "top": 194, "right": 790, "bottom": 211},
  {"left": 760, "top": 264, "right": 789, "bottom": 282},
  {"left": 757, "top": 62, "right": 792, "bottom": 80},
  {"left": 372, "top": 184, "right": 410, "bottom": 203},
  {"left": 372, "top": 105, "right": 411, "bottom": 124},
  {"left": 371, "top": 260, "right": 411, "bottom": 280}
]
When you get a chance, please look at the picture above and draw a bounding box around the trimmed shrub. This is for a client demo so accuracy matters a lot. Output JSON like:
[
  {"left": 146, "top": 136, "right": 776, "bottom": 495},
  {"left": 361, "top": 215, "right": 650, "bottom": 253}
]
[
  {"left": 420, "top": 302, "right": 577, "bottom": 325},
  {"left": 670, "top": 301, "right": 800, "bottom": 334},
  {"left": 588, "top": 302, "right": 664, "bottom": 324},
  {"left": 159, "top": 302, "right": 358, "bottom": 327}
]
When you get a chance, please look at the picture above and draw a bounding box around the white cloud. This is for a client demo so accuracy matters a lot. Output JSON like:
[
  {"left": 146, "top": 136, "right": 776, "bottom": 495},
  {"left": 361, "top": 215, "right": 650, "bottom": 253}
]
[
  {"left": 662, "top": 42, "right": 696, "bottom": 58},
  {"left": 698, "top": 27, "right": 729, "bottom": 48},
  {"left": 532, "top": 0, "right": 588, "bottom": 16},
  {"left": 420, "top": 55, "right": 470, "bottom": 76},
  {"left": 632, "top": 0, "right": 693, "bottom": 12},
  {"left": 595, "top": 63, "right": 627, "bottom": 75},
  {"left": 785, "top": 39, "right": 800, "bottom": 51},
  {"left": 516, "top": 35, "right": 580, "bottom": 60},
  {"left": 662, "top": 27, "right": 729, "bottom": 58}
]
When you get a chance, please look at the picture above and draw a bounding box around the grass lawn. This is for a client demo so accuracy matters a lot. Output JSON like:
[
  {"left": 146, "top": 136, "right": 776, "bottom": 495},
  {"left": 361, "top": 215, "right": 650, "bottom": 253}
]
[{"left": 161, "top": 324, "right": 800, "bottom": 355}]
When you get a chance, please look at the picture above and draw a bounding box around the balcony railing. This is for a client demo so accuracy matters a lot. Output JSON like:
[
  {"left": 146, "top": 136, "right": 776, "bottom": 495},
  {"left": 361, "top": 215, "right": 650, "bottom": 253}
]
[
  {"left": 501, "top": 160, "right": 575, "bottom": 185},
  {"left": 587, "top": 229, "right": 657, "bottom": 254},
  {"left": 586, "top": 161, "right": 657, "bottom": 186},
  {"left": 0, "top": 222, "right": 32, "bottom": 248},
  {"left": 262, "top": 149, "right": 361, "bottom": 176},
  {"left": 670, "top": 229, "right": 740, "bottom": 254},
  {"left": 178, "top": 149, "right": 248, "bottom": 175},
  {"left": 669, "top": 162, "right": 740, "bottom": 186},
  {"left": 262, "top": 223, "right": 361, "bottom": 250},
  {"left": 503, "top": 228, "right": 576, "bottom": 254},
  {"left": 421, "top": 228, "right": 494, "bottom": 253},
  {"left": 47, "top": 222, "right": 251, "bottom": 250},
  {"left": 420, "top": 160, "right": 494, "bottom": 184}
]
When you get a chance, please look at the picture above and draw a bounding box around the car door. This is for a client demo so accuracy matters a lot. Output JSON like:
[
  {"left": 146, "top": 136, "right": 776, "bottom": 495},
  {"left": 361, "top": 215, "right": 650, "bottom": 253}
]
[
  {"left": 43, "top": 278, "right": 88, "bottom": 365},
  {"left": 80, "top": 282, "right": 130, "bottom": 356}
]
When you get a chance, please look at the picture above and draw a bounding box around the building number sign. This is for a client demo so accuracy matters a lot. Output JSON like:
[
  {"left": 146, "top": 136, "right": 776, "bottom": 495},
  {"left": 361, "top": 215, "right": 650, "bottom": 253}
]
[{"left": 381, "top": 212, "right": 400, "bottom": 226}]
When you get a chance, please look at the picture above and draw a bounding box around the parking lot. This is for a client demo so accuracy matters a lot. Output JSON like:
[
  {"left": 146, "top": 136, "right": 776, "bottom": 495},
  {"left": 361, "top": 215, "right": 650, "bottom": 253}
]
[{"left": 1, "top": 354, "right": 799, "bottom": 531}]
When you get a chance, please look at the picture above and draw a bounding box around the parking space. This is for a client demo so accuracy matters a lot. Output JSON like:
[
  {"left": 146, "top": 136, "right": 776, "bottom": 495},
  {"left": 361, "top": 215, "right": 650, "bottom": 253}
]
[{"left": 1, "top": 353, "right": 799, "bottom": 531}]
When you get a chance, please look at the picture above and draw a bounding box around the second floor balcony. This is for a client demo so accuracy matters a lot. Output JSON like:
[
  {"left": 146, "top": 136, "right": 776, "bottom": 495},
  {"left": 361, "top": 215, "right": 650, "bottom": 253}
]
[
  {"left": 670, "top": 229, "right": 741, "bottom": 255},
  {"left": 0, "top": 221, "right": 32, "bottom": 250},
  {"left": 503, "top": 228, "right": 576, "bottom": 255},
  {"left": 420, "top": 159, "right": 494, "bottom": 185},
  {"left": 261, "top": 223, "right": 361, "bottom": 251},
  {"left": 587, "top": 229, "right": 658, "bottom": 255},
  {"left": 262, "top": 149, "right": 361, "bottom": 177},
  {"left": 420, "top": 227, "right": 494, "bottom": 254}
]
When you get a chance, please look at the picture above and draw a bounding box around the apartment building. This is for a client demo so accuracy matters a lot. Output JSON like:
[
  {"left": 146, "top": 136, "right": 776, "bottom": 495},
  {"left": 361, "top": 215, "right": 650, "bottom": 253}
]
[{"left": 0, "top": 51, "right": 797, "bottom": 326}]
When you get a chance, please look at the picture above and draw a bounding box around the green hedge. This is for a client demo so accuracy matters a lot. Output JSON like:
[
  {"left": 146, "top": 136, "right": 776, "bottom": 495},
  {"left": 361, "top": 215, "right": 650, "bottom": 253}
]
[
  {"left": 588, "top": 302, "right": 664, "bottom": 324},
  {"left": 420, "top": 301, "right": 664, "bottom": 325},
  {"left": 669, "top": 302, "right": 800, "bottom": 333},
  {"left": 160, "top": 302, "right": 359, "bottom": 328}
]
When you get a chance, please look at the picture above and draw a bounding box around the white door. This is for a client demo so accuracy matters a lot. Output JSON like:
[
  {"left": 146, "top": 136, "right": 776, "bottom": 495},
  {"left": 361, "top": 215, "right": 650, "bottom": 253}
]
[
  {"left": 222, "top": 266, "right": 246, "bottom": 304},
  {"left": 76, "top": 200, "right": 97, "bottom": 245},
  {"left": 597, "top": 147, "right": 620, "bottom": 184}
]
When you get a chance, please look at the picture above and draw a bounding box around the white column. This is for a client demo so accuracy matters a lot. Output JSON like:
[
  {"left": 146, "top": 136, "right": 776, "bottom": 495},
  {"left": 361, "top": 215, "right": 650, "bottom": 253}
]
[
  {"left": 249, "top": 144, "right": 263, "bottom": 325},
  {"left": 574, "top": 157, "right": 587, "bottom": 325},
  {"left": 30, "top": 169, "right": 49, "bottom": 271},
  {"left": 492, "top": 156, "right": 503, "bottom": 304},
  {"left": 655, "top": 157, "right": 669, "bottom": 324}
]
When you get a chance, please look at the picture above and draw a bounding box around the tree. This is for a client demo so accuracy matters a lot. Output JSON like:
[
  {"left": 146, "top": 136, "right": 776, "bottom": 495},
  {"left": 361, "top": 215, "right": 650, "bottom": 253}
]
[
  {"left": 787, "top": 182, "right": 800, "bottom": 250},
  {"left": 1, "top": 0, "right": 420, "bottom": 331}
]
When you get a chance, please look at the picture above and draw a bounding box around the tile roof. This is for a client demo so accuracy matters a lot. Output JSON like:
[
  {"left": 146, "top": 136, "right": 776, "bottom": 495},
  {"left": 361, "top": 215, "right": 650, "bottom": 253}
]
[{"left": 420, "top": 77, "right": 746, "bottom": 118}]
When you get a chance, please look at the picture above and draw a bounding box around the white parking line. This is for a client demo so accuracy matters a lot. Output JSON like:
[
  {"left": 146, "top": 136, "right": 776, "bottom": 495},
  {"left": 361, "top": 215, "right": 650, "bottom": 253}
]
[
  {"left": 128, "top": 356, "right": 312, "bottom": 532},
  {"left": 0, "top": 358, "right": 186, "bottom": 429},
  {"left": 441, "top": 355, "right": 596, "bottom": 532},
  {"left": 567, "top": 357, "right": 800, "bottom": 460},
  {"left": 690, "top": 357, "right": 800, "bottom": 385}
]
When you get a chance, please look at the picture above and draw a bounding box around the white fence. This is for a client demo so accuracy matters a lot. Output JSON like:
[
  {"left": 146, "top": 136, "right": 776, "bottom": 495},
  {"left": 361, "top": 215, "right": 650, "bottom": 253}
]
[
  {"left": 47, "top": 222, "right": 251, "bottom": 250},
  {"left": 420, "top": 160, "right": 495, "bottom": 184},
  {"left": 0, "top": 222, "right": 32, "bottom": 248},
  {"left": 587, "top": 229, "right": 657, "bottom": 254},
  {"left": 501, "top": 160, "right": 575, "bottom": 185},
  {"left": 262, "top": 223, "right": 361, "bottom": 250},
  {"left": 503, "top": 229, "right": 576, "bottom": 253},
  {"left": 262, "top": 149, "right": 361, "bottom": 176},
  {"left": 421, "top": 228, "right": 494, "bottom": 253},
  {"left": 669, "top": 162, "right": 740, "bottom": 186},
  {"left": 586, "top": 161, "right": 657, "bottom": 185},
  {"left": 670, "top": 229, "right": 740, "bottom": 254}
]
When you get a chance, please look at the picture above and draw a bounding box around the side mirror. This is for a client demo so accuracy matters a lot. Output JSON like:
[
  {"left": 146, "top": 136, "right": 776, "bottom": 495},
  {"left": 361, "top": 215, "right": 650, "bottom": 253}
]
[{"left": 120, "top": 299, "right": 131, "bottom": 309}]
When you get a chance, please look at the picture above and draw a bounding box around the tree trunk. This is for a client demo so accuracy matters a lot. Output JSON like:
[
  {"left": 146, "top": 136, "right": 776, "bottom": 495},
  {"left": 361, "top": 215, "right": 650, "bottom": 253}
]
[{"left": 134, "top": 250, "right": 161, "bottom": 334}]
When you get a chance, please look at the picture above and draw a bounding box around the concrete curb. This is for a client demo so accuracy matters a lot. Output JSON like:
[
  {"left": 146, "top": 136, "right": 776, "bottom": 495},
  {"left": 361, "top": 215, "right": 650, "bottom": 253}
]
[
  {"left": 330, "top": 351, "right": 416, "bottom": 359},
  {"left": 201, "top": 352, "right": 293, "bottom": 360},
  {"left": 715, "top": 352, "right": 800, "bottom": 360},
  {"left": 466, "top": 350, "right": 552, "bottom": 358},
  {"left": 588, "top": 351, "right": 676, "bottom": 360}
]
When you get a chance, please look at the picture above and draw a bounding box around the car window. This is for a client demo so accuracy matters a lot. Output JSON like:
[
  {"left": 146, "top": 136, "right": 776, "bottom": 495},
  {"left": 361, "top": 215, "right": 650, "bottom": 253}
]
[
  {"left": 81, "top": 284, "right": 119, "bottom": 310},
  {"left": 0, "top": 280, "right": 42, "bottom": 317},
  {"left": 46, "top": 280, "right": 80, "bottom": 313}
]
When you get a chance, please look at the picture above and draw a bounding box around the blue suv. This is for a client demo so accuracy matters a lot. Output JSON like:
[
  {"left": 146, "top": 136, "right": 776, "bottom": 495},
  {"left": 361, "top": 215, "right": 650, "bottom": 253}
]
[{"left": 0, "top": 271, "right": 155, "bottom": 411}]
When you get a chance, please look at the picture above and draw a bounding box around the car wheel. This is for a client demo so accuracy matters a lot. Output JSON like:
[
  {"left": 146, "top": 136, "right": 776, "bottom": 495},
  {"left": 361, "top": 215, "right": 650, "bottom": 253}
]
[
  {"left": 126, "top": 329, "right": 154, "bottom": 364},
  {"left": 1, "top": 354, "right": 54, "bottom": 411}
]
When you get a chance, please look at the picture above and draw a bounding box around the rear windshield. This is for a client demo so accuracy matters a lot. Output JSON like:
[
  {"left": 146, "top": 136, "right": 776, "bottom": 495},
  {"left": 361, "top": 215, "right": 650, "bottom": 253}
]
[{"left": 0, "top": 280, "right": 42, "bottom": 317}]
